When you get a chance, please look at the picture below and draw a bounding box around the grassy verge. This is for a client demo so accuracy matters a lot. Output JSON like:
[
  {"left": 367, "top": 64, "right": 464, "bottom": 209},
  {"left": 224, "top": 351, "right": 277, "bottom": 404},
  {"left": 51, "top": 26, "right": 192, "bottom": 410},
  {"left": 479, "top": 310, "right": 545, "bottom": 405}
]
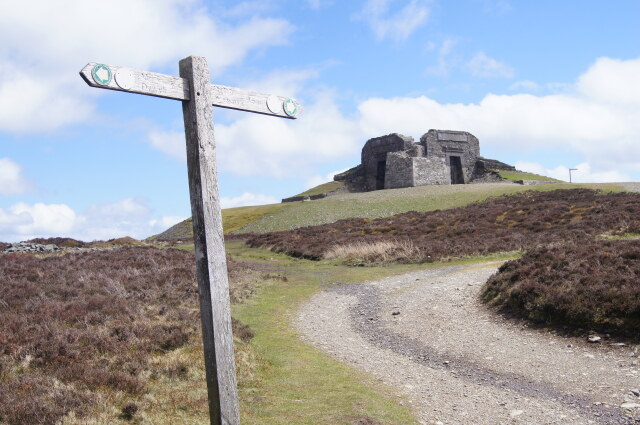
[
  {"left": 493, "top": 169, "right": 563, "bottom": 182},
  {"left": 222, "top": 203, "right": 288, "bottom": 233},
  {"left": 226, "top": 240, "right": 421, "bottom": 424}
]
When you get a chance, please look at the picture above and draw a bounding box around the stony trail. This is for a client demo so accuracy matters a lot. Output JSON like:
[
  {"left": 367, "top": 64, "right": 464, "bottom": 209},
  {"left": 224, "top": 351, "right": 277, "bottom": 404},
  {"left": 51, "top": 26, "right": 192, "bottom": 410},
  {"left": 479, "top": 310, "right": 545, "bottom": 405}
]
[{"left": 296, "top": 262, "right": 640, "bottom": 425}]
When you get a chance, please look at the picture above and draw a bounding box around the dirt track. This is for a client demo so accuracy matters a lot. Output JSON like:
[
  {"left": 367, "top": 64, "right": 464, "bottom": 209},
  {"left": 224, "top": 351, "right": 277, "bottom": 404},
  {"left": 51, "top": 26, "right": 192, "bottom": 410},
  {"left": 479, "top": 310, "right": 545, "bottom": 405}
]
[{"left": 296, "top": 262, "right": 640, "bottom": 425}]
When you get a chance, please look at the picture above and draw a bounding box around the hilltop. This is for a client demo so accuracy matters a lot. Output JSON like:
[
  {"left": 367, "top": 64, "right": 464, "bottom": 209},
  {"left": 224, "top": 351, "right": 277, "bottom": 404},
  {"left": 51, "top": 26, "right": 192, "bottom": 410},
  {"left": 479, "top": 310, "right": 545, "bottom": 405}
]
[{"left": 152, "top": 169, "right": 599, "bottom": 241}]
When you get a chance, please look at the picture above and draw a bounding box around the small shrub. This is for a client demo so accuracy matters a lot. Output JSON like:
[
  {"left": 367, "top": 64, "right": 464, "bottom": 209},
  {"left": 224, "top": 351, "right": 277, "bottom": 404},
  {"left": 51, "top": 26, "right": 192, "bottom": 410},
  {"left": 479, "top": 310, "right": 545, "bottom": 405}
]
[
  {"left": 482, "top": 239, "right": 640, "bottom": 337},
  {"left": 0, "top": 246, "right": 264, "bottom": 421},
  {"left": 323, "top": 239, "right": 420, "bottom": 263},
  {"left": 232, "top": 317, "right": 254, "bottom": 343},
  {"left": 120, "top": 402, "right": 139, "bottom": 420},
  {"left": 0, "top": 376, "right": 93, "bottom": 425}
]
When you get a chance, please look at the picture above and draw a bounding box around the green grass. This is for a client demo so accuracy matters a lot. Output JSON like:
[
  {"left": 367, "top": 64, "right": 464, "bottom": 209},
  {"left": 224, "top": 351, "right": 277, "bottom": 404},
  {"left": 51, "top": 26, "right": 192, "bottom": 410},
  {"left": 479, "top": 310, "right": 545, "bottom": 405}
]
[
  {"left": 223, "top": 242, "right": 523, "bottom": 424},
  {"left": 292, "top": 181, "right": 344, "bottom": 197},
  {"left": 226, "top": 240, "right": 424, "bottom": 424},
  {"left": 151, "top": 203, "right": 291, "bottom": 240},
  {"left": 222, "top": 203, "right": 289, "bottom": 233},
  {"left": 493, "top": 169, "right": 563, "bottom": 182},
  {"left": 602, "top": 232, "right": 640, "bottom": 241},
  {"left": 236, "top": 182, "right": 624, "bottom": 234}
]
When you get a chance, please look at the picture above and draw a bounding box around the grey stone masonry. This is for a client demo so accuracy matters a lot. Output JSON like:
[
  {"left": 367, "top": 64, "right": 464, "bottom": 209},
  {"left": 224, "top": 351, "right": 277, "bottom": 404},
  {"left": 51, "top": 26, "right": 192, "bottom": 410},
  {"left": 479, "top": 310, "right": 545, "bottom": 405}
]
[
  {"left": 361, "top": 133, "right": 414, "bottom": 191},
  {"left": 420, "top": 130, "right": 480, "bottom": 184},
  {"left": 335, "top": 129, "right": 513, "bottom": 191},
  {"left": 384, "top": 152, "right": 414, "bottom": 189},
  {"left": 412, "top": 156, "right": 449, "bottom": 186}
]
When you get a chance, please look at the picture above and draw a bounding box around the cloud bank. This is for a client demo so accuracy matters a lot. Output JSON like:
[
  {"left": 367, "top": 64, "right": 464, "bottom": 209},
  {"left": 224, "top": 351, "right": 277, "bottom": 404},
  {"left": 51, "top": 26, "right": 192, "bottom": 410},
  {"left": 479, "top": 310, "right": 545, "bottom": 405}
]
[
  {"left": 152, "top": 56, "right": 639, "bottom": 182},
  {"left": 0, "top": 198, "right": 185, "bottom": 242},
  {"left": 0, "top": 158, "right": 33, "bottom": 195},
  {"left": 0, "top": 0, "right": 293, "bottom": 133}
]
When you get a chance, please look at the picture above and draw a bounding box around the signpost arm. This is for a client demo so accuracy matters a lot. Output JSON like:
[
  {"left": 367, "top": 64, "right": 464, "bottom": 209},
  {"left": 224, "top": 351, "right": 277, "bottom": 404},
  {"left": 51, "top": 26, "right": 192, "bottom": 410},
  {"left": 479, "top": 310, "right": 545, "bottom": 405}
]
[{"left": 179, "top": 56, "right": 240, "bottom": 425}]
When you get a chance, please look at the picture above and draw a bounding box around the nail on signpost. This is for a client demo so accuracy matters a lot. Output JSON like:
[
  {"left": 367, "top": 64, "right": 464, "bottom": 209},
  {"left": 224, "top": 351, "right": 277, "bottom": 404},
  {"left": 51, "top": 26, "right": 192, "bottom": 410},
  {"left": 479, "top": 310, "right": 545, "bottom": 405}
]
[{"left": 80, "top": 56, "right": 301, "bottom": 425}]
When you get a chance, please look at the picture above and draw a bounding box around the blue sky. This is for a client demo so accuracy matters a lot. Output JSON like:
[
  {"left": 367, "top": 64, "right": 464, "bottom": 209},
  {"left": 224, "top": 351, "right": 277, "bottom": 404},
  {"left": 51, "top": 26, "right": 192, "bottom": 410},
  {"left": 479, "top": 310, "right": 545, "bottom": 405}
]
[{"left": 1, "top": 0, "right": 639, "bottom": 242}]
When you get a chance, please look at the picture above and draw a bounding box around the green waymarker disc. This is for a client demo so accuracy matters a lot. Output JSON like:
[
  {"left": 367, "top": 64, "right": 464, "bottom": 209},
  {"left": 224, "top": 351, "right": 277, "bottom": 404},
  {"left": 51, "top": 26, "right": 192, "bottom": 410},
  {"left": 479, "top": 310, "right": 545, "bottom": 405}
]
[
  {"left": 283, "top": 98, "right": 299, "bottom": 117},
  {"left": 91, "top": 64, "right": 112, "bottom": 86}
]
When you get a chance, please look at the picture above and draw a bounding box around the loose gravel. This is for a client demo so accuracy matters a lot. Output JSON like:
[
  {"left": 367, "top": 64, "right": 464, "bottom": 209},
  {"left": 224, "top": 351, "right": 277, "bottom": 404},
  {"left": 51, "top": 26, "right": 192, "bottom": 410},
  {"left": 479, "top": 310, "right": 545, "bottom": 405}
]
[{"left": 296, "top": 262, "right": 640, "bottom": 425}]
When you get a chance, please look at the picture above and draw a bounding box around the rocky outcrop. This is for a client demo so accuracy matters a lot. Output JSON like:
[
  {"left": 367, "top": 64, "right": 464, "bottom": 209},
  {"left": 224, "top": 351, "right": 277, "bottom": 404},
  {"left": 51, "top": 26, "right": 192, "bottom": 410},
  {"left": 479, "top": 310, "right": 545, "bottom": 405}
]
[
  {"left": 3, "top": 242, "right": 61, "bottom": 253},
  {"left": 2, "top": 242, "right": 109, "bottom": 254}
]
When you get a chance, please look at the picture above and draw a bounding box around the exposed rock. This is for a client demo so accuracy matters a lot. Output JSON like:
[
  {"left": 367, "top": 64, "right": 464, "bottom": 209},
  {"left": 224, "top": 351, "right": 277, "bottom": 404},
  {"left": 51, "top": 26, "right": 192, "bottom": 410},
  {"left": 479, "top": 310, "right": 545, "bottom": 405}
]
[
  {"left": 2, "top": 242, "right": 60, "bottom": 253},
  {"left": 2, "top": 241, "right": 113, "bottom": 254},
  {"left": 621, "top": 402, "right": 640, "bottom": 409},
  {"left": 587, "top": 335, "right": 602, "bottom": 343}
]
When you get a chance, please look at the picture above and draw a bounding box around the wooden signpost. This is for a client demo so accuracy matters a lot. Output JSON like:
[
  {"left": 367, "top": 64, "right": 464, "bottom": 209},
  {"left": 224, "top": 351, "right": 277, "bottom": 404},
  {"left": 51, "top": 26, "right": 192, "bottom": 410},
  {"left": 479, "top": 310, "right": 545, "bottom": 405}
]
[{"left": 80, "top": 56, "right": 300, "bottom": 425}]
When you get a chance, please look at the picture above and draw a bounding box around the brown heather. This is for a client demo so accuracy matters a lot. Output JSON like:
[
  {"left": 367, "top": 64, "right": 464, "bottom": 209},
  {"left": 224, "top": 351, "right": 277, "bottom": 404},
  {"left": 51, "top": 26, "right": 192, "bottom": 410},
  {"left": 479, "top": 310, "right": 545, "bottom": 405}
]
[
  {"left": 482, "top": 239, "right": 640, "bottom": 337},
  {"left": 0, "top": 246, "right": 258, "bottom": 425},
  {"left": 245, "top": 189, "right": 640, "bottom": 263}
]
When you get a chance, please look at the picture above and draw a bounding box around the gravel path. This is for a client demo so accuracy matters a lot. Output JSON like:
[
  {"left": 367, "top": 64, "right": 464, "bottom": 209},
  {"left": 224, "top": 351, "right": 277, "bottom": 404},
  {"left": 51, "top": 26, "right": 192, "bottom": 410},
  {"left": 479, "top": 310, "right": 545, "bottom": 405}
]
[{"left": 296, "top": 262, "right": 640, "bottom": 425}]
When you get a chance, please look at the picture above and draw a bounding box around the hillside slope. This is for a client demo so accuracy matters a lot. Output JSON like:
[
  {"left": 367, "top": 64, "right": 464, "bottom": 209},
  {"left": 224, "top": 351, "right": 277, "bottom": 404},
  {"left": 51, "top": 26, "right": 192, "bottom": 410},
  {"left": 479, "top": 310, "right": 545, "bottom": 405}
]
[
  {"left": 237, "top": 182, "right": 623, "bottom": 234},
  {"left": 246, "top": 188, "right": 640, "bottom": 262},
  {"left": 153, "top": 182, "right": 627, "bottom": 241}
]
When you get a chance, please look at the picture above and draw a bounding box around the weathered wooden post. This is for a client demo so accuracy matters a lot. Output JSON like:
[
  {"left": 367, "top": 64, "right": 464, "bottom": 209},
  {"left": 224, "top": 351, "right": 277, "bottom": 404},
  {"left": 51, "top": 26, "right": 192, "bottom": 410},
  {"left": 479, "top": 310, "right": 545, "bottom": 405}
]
[{"left": 80, "top": 56, "right": 301, "bottom": 425}]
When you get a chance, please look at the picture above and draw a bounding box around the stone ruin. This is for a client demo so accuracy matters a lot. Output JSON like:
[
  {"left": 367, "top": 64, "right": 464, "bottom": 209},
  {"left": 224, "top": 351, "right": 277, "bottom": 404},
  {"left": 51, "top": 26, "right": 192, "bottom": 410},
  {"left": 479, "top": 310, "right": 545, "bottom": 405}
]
[{"left": 334, "top": 130, "right": 514, "bottom": 192}]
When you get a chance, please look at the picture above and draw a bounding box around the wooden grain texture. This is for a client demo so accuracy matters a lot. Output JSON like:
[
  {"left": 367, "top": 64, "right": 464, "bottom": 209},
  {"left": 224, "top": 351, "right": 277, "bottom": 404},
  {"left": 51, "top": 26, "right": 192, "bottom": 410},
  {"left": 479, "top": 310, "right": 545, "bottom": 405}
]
[
  {"left": 180, "top": 56, "right": 240, "bottom": 425},
  {"left": 209, "top": 83, "right": 300, "bottom": 119},
  {"left": 79, "top": 62, "right": 190, "bottom": 101},
  {"left": 80, "top": 62, "right": 300, "bottom": 119}
]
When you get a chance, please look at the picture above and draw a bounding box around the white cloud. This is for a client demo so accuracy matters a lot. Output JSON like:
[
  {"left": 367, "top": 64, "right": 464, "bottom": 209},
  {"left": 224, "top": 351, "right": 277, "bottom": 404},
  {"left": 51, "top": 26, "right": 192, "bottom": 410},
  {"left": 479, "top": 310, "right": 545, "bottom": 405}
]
[
  {"left": 0, "top": 198, "right": 187, "bottom": 242},
  {"left": 357, "top": 56, "right": 640, "bottom": 175},
  {"left": 0, "top": 0, "right": 293, "bottom": 134},
  {"left": 148, "top": 131, "right": 186, "bottom": 161},
  {"left": 426, "top": 38, "right": 459, "bottom": 77},
  {"left": 215, "top": 90, "right": 361, "bottom": 177},
  {"left": 509, "top": 80, "right": 540, "bottom": 91},
  {"left": 220, "top": 192, "right": 278, "bottom": 208},
  {"left": 357, "top": 0, "right": 431, "bottom": 42},
  {"left": 238, "top": 67, "right": 322, "bottom": 99},
  {"left": 0, "top": 203, "right": 76, "bottom": 241},
  {"left": 304, "top": 168, "right": 348, "bottom": 189},
  {"left": 515, "top": 161, "right": 632, "bottom": 183},
  {"left": 466, "top": 51, "right": 514, "bottom": 78},
  {"left": 577, "top": 57, "right": 640, "bottom": 105},
  {"left": 148, "top": 215, "right": 187, "bottom": 230},
  {"left": 0, "top": 158, "right": 33, "bottom": 195}
]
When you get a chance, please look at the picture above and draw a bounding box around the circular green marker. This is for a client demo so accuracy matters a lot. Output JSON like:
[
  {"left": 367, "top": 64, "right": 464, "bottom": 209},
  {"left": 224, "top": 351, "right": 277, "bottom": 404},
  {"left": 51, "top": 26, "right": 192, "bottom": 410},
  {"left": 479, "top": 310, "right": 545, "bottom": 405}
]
[
  {"left": 283, "top": 98, "right": 299, "bottom": 117},
  {"left": 91, "top": 64, "right": 112, "bottom": 86}
]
